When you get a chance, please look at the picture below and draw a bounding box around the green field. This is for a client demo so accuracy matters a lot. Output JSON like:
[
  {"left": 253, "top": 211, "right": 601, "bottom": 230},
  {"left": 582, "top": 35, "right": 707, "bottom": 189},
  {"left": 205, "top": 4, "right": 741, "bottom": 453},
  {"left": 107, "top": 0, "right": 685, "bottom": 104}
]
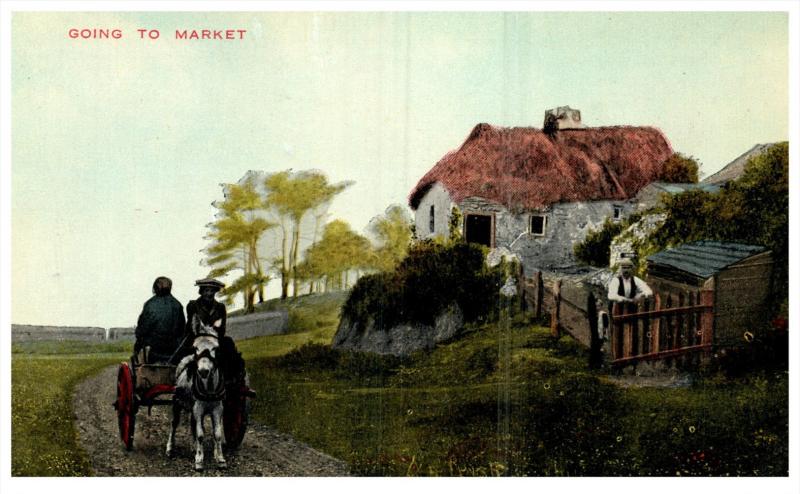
[
  {"left": 246, "top": 295, "right": 789, "bottom": 476},
  {"left": 11, "top": 292, "right": 789, "bottom": 476},
  {"left": 12, "top": 353, "right": 123, "bottom": 476}
]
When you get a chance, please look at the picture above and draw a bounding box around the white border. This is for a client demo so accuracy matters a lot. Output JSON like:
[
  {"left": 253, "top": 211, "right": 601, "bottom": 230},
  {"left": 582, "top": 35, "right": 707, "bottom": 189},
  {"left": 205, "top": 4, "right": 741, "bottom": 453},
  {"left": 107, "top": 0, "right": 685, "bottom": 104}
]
[{"left": 1, "top": 2, "right": 798, "bottom": 494}]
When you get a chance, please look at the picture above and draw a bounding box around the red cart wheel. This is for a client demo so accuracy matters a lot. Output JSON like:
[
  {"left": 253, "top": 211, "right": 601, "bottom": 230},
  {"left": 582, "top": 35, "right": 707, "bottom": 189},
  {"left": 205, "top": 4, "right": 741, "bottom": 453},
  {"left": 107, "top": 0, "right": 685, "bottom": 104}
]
[
  {"left": 115, "top": 362, "right": 136, "bottom": 451},
  {"left": 223, "top": 383, "right": 252, "bottom": 450}
]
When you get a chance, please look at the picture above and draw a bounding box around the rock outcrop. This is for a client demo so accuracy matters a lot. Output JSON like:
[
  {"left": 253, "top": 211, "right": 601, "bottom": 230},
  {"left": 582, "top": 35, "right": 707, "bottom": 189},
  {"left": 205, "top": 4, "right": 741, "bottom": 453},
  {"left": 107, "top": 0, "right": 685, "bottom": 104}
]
[{"left": 332, "top": 304, "right": 463, "bottom": 356}]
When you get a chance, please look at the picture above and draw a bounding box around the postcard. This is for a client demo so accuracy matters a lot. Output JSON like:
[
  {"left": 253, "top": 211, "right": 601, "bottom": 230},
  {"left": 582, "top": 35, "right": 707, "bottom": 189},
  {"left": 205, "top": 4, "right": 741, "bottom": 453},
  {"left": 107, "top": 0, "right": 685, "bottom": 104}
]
[{"left": 1, "top": 2, "right": 797, "bottom": 493}]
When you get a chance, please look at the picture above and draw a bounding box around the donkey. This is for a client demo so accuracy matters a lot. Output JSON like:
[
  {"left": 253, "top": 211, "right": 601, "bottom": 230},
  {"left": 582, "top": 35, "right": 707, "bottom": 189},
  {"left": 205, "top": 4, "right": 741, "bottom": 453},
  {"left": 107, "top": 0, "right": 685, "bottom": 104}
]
[{"left": 166, "top": 315, "right": 227, "bottom": 471}]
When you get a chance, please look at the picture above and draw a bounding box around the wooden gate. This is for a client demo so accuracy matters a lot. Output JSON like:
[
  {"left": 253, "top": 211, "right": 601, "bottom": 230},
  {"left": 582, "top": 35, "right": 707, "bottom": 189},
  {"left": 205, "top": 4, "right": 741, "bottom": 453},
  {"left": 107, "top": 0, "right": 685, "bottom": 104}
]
[{"left": 610, "top": 289, "right": 714, "bottom": 366}]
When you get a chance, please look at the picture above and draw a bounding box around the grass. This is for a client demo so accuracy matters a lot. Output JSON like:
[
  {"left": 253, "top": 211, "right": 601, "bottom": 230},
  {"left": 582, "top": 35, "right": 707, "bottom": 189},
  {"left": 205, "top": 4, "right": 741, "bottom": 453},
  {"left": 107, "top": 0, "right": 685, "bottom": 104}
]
[
  {"left": 12, "top": 351, "right": 125, "bottom": 476},
  {"left": 244, "top": 299, "right": 789, "bottom": 476},
  {"left": 13, "top": 339, "right": 132, "bottom": 355},
  {"left": 11, "top": 291, "right": 789, "bottom": 476}
]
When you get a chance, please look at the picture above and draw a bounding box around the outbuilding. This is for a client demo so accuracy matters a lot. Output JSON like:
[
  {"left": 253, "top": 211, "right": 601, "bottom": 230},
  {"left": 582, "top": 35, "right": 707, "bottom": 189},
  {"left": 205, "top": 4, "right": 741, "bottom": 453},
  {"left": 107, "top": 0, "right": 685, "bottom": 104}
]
[{"left": 646, "top": 241, "right": 773, "bottom": 347}]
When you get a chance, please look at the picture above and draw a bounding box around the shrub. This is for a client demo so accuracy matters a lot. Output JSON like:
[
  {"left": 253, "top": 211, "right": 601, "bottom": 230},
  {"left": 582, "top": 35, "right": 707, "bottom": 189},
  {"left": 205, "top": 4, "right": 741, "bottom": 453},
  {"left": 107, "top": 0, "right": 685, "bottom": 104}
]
[
  {"left": 661, "top": 153, "right": 700, "bottom": 183},
  {"left": 574, "top": 218, "right": 626, "bottom": 267},
  {"left": 341, "top": 241, "right": 505, "bottom": 331}
]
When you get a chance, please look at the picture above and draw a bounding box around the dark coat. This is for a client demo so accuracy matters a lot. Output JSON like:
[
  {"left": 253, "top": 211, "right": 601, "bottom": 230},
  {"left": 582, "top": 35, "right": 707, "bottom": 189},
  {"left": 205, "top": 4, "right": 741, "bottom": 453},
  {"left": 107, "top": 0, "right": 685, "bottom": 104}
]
[
  {"left": 135, "top": 294, "right": 185, "bottom": 358},
  {"left": 185, "top": 298, "right": 227, "bottom": 337},
  {"left": 185, "top": 298, "right": 244, "bottom": 382}
]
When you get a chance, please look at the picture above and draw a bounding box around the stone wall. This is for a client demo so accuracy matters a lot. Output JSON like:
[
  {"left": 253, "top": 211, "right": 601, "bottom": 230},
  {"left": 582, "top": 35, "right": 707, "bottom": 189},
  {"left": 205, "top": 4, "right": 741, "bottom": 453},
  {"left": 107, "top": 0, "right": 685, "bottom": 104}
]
[
  {"left": 226, "top": 310, "right": 289, "bottom": 340},
  {"left": 458, "top": 197, "right": 632, "bottom": 272},
  {"left": 12, "top": 310, "right": 289, "bottom": 343},
  {"left": 11, "top": 325, "right": 107, "bottom": 342}
]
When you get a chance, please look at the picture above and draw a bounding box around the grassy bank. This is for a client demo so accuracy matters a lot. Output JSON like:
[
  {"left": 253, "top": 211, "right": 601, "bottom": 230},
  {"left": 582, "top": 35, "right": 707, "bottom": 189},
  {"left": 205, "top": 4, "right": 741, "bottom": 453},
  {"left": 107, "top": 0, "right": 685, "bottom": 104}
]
[
  {"left": 245, "top": 296, "right": 788, "bottom": 476},
  {"left": 11, "top": 352, "right": 124, "bottom": 476}
]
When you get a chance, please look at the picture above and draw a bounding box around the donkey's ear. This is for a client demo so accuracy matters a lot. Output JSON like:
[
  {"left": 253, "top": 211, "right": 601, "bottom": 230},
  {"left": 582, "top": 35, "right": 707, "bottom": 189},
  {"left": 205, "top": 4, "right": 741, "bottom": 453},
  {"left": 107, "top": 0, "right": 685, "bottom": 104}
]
[{"left": 213, "top": 319, "right": 222, "bottom": 328}]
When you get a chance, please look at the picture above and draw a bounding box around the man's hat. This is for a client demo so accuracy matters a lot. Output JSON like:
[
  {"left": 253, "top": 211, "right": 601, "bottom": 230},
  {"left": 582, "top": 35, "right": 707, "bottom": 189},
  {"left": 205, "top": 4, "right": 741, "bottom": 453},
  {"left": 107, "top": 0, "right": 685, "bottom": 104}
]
[
  {"left": 195, "top": 278, "right": 225, "bottom": 290},
  {"left": 618, "top": 258, "right": 635, "bottom": 268}
]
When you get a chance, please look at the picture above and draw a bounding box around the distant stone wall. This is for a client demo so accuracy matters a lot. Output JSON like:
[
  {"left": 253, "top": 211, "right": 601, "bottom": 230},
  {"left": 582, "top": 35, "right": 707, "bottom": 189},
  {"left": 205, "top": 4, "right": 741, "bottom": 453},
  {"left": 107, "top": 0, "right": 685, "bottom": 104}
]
[
  {"left": 108, "top": 327, "right": 136, "bottom": 340},
  {"left": 226, "top": 310, "right": 289, "bottom": 340},
  {"left": 12, "top": 310, "right": 289, "bottom": 343},
  {"left": 12, "top": 325, "right": 107, "bottom": 342}
]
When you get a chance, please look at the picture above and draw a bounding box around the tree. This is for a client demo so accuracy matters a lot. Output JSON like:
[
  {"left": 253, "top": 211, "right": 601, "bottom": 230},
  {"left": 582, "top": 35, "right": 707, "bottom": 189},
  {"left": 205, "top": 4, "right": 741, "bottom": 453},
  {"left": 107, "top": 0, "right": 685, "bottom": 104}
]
[
  {"left": 204, "top": 179, "right": 275, "bottom": 312},
  {"left": 366, "top": 204, "right": 413, "bottom": 272},
  {"left": 576, "top": 143, "right": 788, "bottom": 314},
  {"left": 263, "top": 170, "right": 352, "bottom": 298},
  {"left": 661, "top": 153, "right": 700, "bottom": 183},
  {"left": 303, "top": 220, "right": 371, "bottom": 292},
  {"left": 654, "top": 142, "right": 788, "bottom": 302}
]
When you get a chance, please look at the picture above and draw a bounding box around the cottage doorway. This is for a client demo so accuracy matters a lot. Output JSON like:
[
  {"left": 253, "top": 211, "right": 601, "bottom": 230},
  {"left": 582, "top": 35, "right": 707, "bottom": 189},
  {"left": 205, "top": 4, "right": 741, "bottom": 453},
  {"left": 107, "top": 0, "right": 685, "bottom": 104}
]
[{"left": 465, "top": 213, "right": 493, "bottom": 247}]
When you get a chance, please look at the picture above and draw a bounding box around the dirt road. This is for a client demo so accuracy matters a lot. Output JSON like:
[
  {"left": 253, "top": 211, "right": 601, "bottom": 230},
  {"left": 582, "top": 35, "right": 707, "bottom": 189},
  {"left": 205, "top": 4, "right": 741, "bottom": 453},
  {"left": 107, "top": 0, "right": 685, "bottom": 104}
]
[{"left": 73, "top": 365, "right": 350, "bottom": 476}]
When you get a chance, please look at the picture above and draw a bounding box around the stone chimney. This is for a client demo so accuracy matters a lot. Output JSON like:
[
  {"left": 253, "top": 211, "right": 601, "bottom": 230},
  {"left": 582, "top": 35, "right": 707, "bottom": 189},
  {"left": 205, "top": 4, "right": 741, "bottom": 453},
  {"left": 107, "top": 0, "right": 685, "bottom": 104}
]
[{"left": 543, "top": 106, "right": 585, "bottom": 133}]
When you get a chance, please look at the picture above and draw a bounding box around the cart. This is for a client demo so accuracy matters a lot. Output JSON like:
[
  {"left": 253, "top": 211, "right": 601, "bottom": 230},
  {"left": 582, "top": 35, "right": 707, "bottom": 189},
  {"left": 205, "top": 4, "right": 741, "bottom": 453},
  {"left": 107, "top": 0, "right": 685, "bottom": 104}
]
[{"left": 113, "top": 357, "right": 255, "bottom": 451}]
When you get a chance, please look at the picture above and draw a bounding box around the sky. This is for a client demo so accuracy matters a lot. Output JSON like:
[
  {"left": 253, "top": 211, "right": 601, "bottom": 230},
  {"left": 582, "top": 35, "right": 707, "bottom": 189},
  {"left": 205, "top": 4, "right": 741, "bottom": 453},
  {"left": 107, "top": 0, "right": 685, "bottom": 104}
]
[{"left": 9, "top": 10, "right": 790, "bottom": 328}]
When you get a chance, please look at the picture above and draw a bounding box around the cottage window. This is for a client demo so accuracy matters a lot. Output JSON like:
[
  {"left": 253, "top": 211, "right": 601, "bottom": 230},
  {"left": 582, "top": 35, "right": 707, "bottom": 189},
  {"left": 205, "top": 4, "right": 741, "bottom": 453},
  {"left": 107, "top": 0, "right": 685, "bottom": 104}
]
[
  {"left": 530, "top": 214, "right": 546, "bottom": 236},
  {"left": 613, "top": 205, "right": 623, "bottom": 220},
  {"left": 429, "top": 205, "right": 435, "bottom": 233}
]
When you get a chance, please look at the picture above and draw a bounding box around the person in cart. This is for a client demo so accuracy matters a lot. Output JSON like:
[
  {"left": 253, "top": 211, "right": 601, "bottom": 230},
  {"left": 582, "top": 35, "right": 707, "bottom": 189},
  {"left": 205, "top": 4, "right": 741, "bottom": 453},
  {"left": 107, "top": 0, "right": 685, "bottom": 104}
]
[
  {"left": 185, "top": 278, "right": 246, "bottom": 387},
  {"left": 134, "top": 276, "right": 186, "bottom": 364}
]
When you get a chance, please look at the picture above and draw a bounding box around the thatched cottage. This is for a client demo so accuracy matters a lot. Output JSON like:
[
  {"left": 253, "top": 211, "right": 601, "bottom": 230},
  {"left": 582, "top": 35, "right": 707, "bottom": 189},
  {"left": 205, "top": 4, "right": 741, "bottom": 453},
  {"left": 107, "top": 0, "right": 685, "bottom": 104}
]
[{"left": 408, "top": 107, "right": 675, "bottom": 271}]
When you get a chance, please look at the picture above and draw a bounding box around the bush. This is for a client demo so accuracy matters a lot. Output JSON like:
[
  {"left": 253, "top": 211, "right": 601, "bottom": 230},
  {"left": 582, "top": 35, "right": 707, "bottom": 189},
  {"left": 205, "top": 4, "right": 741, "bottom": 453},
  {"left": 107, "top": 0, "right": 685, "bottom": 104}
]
[
  {"left": 341, "top": 241, "right": 505, "bottom": 331},
  {"left": 574, "top": 218, "right": 625, "bottom": 267},
  {"left": 661, "top": 153, "right": 700, "bottom": 183},
  {"left": 574, "top": 213, "right": 643, "bottom": 268}
]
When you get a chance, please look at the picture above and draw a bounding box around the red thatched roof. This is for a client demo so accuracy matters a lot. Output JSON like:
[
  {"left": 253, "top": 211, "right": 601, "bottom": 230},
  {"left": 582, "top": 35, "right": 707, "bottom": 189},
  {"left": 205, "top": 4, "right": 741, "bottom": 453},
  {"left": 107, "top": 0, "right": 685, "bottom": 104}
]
[{"left": 409, "top": 124, "right": 674, "bottom": 210}]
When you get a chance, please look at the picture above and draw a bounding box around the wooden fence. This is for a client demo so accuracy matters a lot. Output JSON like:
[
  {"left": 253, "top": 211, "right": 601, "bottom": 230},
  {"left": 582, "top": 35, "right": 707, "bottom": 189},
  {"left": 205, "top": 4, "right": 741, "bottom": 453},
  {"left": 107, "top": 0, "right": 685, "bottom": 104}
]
[
  {"left": 521, "top": 272, "right": 597, "bottom": 349},
  {"left": 520, "top": 271, "right": 716, "bottom": 368},
  {"left": 520, "top": 271, "right": 544, "bottom": 319},
  {"left": 609, "top": 290, "right": 714, "bottom": 366}
]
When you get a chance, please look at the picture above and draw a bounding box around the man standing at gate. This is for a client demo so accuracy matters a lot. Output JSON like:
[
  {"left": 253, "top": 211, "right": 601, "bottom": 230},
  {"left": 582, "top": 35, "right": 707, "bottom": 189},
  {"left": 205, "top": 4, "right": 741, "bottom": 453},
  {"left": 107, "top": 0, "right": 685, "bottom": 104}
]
[{"left": 607, "top": 258, "right": 653, "bottom": 304}]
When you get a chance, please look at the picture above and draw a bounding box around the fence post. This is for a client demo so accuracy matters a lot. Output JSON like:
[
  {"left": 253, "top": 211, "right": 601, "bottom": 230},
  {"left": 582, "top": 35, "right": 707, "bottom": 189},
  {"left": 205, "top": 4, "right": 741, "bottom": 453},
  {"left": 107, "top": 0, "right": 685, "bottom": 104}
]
[
  {"left": 588, "top": 292, "right": 601, "bottom": 368},
  {"left": 700, "top": 278, "right": 715, "bottom": 348},
  {"left": 551, "top": 279, "right": 562, "bottom": 338},
  {"left": 651, "top": 294, "right": 661, "bottom": 354},
  {"left": 623, "top": 303, "right": 633, "bottom": 359},
  {"left": 534, "top": 271, "right": 543, "bottom": 319},
  {"left": 611, "top": 302, "right": 622, "bottom": 360},
  {"left": 517, "top": 263, "right": 526, "bottom": 313}
]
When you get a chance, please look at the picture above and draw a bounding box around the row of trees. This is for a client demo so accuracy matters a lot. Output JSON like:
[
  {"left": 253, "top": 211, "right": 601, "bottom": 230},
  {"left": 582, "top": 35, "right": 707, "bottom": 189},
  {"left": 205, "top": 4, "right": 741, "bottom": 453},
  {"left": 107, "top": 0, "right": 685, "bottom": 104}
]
[{"left": 203, "top": 170, "right": 413, "bottom": 312}]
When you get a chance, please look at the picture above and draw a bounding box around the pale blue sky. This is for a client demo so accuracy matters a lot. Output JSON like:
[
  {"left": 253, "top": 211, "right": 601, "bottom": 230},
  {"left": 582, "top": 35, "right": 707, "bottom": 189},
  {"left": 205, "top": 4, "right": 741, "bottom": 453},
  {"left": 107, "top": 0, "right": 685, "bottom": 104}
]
[{"left": 11, "top": 11, "right": 789, "bottom": 327}]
